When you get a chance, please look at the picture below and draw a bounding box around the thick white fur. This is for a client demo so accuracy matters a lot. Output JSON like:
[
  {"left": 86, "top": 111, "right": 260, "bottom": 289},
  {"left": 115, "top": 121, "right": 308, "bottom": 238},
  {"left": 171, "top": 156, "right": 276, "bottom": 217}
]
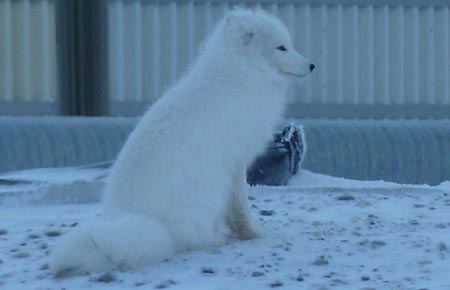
[{"left": 50, "top": 9, "right": 312, "bottom": 275}]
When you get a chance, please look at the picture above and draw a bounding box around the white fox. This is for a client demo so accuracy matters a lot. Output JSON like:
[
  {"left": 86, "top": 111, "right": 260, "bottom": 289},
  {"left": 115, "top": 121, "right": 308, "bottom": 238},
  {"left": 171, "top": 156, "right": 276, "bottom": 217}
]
[{"left": 50, "top": 9, "right": 314, "bottom": 275}]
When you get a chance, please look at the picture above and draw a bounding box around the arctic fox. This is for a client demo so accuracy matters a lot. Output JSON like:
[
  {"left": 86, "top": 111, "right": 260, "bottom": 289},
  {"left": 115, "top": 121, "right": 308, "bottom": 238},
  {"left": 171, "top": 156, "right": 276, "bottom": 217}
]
[{"left": 50, "top": 9, "right": 314, "bottom": 275}]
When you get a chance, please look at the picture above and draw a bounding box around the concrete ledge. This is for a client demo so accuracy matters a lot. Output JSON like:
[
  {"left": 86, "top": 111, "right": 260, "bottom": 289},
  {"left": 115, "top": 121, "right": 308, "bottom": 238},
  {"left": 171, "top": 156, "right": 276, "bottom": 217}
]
[
  {"left": 286, "top": 104, "right": 450, "bottom": 120},
  {"left": 0, "top": 101, "right": 59, "bottom": 116}
]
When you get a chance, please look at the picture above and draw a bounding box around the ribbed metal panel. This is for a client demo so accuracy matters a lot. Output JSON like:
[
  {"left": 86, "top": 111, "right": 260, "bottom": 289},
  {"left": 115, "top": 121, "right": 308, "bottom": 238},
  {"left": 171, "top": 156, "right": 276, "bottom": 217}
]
[
  {"left": 108, "top": 1, "right": 450, "bottom": 110},
  {"left": 300, "top": 119, "right": 450, "bottom": 185},
  {"left": 0, "top": 0, "right": 57, "bottom": 103},
  {"left": 1, "top": 117, "right": 449, "bottom": 185},
  {"left": 0, "top": 117, "right": 137, "bottom": 172}
]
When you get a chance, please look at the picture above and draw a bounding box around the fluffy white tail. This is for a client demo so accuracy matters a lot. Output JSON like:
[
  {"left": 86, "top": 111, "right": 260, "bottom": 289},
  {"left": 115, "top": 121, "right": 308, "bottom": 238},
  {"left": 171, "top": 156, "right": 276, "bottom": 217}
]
[{"left": 50, "top": 214, "right": 174, "bottom": 277}]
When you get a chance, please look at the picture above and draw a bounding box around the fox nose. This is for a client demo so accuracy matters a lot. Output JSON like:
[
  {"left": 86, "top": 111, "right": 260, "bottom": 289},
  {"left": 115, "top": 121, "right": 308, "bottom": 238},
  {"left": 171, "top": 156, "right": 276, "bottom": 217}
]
[{"left": 309, "top": 63, "right": 315, "bottom": 72}]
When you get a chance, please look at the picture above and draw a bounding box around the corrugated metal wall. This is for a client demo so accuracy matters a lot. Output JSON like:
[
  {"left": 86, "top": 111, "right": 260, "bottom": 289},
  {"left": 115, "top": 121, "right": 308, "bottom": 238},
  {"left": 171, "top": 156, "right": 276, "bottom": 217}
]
[
  {"left": 0, "top": 0, "right": 448, "bottom": 117},
  {"left": 0, "top": 0, "right": 57, "bottom": 103},
  {"left": 108, "top": 0, "right": 450, "bottom": 108}
]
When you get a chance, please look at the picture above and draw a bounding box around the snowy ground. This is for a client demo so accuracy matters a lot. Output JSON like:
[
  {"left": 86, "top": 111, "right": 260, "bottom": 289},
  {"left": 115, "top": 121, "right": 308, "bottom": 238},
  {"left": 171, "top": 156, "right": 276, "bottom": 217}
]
[{"left": 1, "top": 167, "right": 449, "bottom": 290}]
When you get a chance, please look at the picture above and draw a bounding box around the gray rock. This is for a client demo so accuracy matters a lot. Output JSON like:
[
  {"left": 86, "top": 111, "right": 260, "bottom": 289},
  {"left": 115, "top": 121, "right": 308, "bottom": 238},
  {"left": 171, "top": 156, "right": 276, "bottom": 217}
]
[{"left": 95, "top": 272, "right": 116, "bottom": 283}]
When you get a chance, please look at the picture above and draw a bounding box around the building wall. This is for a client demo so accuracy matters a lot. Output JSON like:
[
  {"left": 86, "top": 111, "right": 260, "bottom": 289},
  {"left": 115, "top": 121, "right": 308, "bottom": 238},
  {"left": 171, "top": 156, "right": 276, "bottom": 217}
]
[
  {"left": 0, "top": 0, "right": 449, "bottom": 118},
  {"left": 0, "top": 0, "right": 57, "bottom": 114},
  {"left": 107, "top": 0, "right": 450, "bottom": 117}
]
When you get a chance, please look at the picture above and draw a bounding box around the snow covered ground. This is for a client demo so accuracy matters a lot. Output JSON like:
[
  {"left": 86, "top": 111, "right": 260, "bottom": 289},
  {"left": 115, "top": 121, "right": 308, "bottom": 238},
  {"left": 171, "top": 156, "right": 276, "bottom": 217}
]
[{"left": 1, "top": 167, "right": 449, "bottom": 290}]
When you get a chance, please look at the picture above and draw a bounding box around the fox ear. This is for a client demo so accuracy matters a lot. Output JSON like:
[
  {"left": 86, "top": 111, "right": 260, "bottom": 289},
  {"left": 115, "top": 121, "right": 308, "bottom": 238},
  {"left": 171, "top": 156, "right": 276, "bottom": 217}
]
[
  {"left": 224, "top": 10, "right": 241, "bottom": 25},
  {"left": 224, "top": 11, "right": 255, "bottom": 46}
]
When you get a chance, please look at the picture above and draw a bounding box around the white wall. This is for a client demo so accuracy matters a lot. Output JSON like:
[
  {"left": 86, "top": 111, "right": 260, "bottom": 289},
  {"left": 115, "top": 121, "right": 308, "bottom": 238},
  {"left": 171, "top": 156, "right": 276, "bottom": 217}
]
[
  {"left": 0, "top": 0, "right": 448, "bottom": 117},
  {"left": 108, "top": 1, "right": 450, "bottom": 109},
  {"left": 0, "top": 0, "right": 57, "bottom": 103}
]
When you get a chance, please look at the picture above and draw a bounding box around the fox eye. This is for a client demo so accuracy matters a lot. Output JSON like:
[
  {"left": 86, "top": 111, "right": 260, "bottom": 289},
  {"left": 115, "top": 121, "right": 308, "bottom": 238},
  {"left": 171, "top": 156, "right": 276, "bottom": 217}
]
[{"left": 276, "top": 45, "right": 287, "bottom": 52}]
